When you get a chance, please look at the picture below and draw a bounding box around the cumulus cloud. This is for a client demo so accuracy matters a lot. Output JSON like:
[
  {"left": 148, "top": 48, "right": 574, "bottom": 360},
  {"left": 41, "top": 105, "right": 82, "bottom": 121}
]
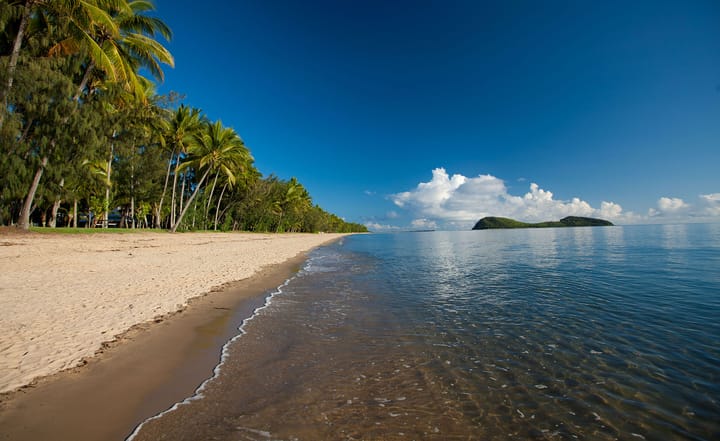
[
  {"left": 599, "top": 201, "right": 624, "bottom": 219},
  {"left": 390, "top": 168, "right": 632, "bottom": 227},
  {"left": 645, "top": 194, "right": 720, "bottom": 220},
  {"left": 657, "top": 197, "right": 688, "bottom": 213},
  {"left": 393, "top": 168, "right": 467, "bottom": 213}
]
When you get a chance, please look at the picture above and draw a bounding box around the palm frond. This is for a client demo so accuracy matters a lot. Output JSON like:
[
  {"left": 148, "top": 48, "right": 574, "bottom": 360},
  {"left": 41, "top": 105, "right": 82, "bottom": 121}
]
[
  {"left": 78, "top": 0, "right": 121, "bottom": 38},
  {"left": 118, "top": 14, "right": 171, "bottom": 40},
  {"left": 121, "top": 32, "right": 174, "bottom": 80},
  {"left": 80, "top": 31, "right": 117, "bottom": 81}
]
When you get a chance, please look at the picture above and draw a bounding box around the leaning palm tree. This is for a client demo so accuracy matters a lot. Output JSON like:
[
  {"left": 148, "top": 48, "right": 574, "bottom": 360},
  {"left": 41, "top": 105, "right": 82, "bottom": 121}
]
[
  {"left": 161, "top": 105, "right": 203, "bottom": 227},
  {"left": 170, "top": 120, "right": 252, "bottom": 232}
]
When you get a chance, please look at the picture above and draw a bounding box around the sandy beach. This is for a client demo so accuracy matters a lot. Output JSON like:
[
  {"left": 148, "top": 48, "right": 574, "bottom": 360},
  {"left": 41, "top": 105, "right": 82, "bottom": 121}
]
[{"left": 0, "top": 231, "right": 346, "bottom": 395}]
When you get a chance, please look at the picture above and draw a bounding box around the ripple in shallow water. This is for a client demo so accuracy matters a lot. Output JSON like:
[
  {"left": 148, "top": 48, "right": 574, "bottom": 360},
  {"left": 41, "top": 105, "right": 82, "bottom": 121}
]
[{"left": 132, "top": 225, "right": 720, "bottom": 441}]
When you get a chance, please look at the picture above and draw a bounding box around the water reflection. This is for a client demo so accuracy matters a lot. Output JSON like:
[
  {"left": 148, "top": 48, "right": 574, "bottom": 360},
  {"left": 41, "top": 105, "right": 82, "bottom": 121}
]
[
  {"left": 524, "top": 228, "right": 560, "bottom": 269},
  {"left": 132, "top": 226, "right": 720, "bottom": 441},
  {"left": 661, "top": 223, "right": 689, "bottom": 248},
  {"left": 600, "top": 226, "right": 625, "bottom": 264}
]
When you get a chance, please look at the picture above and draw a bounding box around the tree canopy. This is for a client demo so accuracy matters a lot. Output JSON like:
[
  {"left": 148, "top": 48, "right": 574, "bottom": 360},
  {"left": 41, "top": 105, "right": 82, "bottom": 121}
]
[{"left": 0, "top": 0, "right": 367, "bottom": 233}]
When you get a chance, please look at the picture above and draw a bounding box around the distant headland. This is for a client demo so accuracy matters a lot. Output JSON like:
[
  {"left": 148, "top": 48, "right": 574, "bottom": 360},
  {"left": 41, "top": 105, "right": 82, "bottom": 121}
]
[{"left": 472, "top": 216, "right": 614, "bottom": 230}]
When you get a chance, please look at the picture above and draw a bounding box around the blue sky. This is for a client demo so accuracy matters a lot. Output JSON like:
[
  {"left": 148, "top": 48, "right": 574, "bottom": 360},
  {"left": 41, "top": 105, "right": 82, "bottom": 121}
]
[{"left": 153, "top": 0, "right": 720, "bottom": 230}]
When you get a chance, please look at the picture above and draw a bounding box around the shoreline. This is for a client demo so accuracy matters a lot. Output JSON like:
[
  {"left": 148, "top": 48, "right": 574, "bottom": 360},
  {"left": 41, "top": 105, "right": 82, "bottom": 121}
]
[
  {"left": 126, "top": 256, "right": 306, "bottom": 441},
  {"left": 0, "top": 231, "right": 347, "bottom": 440}
]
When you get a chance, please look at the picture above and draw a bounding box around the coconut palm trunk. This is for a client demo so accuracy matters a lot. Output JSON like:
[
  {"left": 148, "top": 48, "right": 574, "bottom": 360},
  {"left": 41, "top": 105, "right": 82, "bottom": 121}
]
[
  {"left": 48, "top": 178, "right": 65, "bottom": 228},
  {"left": 16, "top": 156, "right": 48, "bottom": 230},
  {"left": 214, "top": 182, "right": 228, "bottom": 231},
  {"left": 170, "top": 163, "right": 179, "bottom": 226},
  {"left": 156, "top": 147, "right": 176, "bottom": 228},
  {"left": 205, "top": 172, "right": 219, "bottom": 227},
  {"left": 72, "top": 199, "right": 78, "bottom": 227},
  {"left": 103, "top": 143, "right": 114, "bottom": 228},
  {"left": 171, "top": 168, "right": 211, "bottom": 232}
]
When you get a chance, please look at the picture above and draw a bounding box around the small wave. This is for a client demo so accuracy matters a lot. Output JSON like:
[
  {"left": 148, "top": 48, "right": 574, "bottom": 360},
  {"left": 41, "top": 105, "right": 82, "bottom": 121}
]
[{"left": 125, "top": 255, "right": 318, "bottom": 440}]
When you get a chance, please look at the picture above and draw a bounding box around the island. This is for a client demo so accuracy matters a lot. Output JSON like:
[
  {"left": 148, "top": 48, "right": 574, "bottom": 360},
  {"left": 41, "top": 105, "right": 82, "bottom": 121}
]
[{"left": 472, "top": 216, "right": 614, "bottom": 230}]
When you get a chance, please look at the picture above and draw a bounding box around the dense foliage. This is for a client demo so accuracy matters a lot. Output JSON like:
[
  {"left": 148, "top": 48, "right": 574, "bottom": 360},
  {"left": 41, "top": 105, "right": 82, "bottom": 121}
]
[
  {"left": 472, "top": 216, "right": 614, "bottom": 230},
  {"left": 0, "top": 0, "right": 367, "bottom": 233}
]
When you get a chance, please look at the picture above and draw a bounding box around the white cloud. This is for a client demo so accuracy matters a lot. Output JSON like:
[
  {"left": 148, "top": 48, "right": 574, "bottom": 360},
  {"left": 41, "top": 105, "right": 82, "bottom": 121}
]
[
  {"left": 657, "top": 197, "right": 688, "bottom": 213},
  {"left": 386, "top": 210, "right": 399, "bottom": 219},
  {"left": 701, "top": 193, "right": 720, "bottom": 202},
  {"left": 392, "top": 168, "right": 466, "bottom": 213},
  {"left": 699, "top": 193, "right": 720, "bottom": 216},
  {"left": 648, "top": 194, "right": 720, "bottom": 221},
  {"left": 599, "top": 201, "right": 623, "bottom": 219},
  {"left": 411, "top": 218, "right": 438, "bottom": 230},
  {"left": 390, "top": 168, "right": 634, "bottom": 227},
  {"left": 364, "top": 222, "right": 402, "bottom": 232},
  {"left": 388, "top": 168, "right": 720, "bottom": 229}
]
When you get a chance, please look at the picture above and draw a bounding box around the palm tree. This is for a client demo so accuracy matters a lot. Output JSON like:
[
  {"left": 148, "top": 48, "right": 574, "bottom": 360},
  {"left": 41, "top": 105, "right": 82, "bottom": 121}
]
[
  {"left": 275, "top": 177, "right": 311, "bottom": 232},
  {"left": 170, "top": 120, "right": 252, "bottom": 232},
  {"left": 161, "top": 105, "right": 202, "bottom": 227},
  {"left": 62, "top": 0, "right": 173, "bottom": 102},
  {"left": 209, "top": 161, "right": 253, "bottom": 230}
]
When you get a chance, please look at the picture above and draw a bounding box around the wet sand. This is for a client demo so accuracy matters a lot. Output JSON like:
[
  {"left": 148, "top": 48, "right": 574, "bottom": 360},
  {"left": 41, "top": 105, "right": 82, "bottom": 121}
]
[{"left": 0, "top": 253, "right": 307, "bottom": 441}]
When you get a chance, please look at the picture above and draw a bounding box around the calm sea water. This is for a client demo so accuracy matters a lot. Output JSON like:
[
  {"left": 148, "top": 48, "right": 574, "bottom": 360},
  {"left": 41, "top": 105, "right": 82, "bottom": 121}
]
[{"left": 132, "top": 224, "right": 720, "bottom": 441}]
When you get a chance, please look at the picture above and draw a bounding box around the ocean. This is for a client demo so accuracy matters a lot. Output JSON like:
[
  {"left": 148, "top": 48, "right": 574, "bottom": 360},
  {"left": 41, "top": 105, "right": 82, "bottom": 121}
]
[{"left": 130, "top": 224, "right": 720, "bottom": 440}]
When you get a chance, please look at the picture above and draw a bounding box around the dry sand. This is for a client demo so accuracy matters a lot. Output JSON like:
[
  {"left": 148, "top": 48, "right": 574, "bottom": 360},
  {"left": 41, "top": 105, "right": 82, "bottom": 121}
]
[{"left": 0, "top": 231, "right": 346, "bottom": 394}]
